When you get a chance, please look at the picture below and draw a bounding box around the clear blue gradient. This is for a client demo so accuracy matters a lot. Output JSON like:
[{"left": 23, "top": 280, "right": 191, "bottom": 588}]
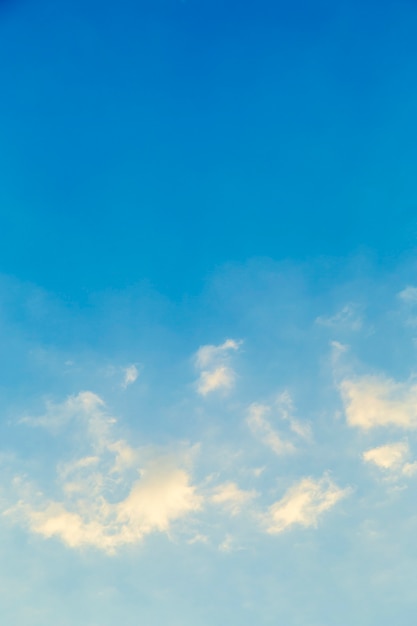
[{"left": 1, "top": 0, "right": 417, "bottom": 298}]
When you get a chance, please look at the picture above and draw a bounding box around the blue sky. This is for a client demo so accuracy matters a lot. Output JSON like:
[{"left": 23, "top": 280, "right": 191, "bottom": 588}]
[{"left": 2, "top": 0, "right": 417, "bottom": 624}]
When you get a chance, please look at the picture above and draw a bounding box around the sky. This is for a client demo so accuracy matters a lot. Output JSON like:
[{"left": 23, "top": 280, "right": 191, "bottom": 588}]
[{"left": 1, "top": 0, "right": 417, "bottom": 624}]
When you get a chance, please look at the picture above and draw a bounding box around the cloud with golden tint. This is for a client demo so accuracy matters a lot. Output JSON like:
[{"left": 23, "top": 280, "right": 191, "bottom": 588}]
[
  {"left": 211, "top": 481, "right": 257, "bottom": 516},
  {"left": 362, "top": 441, "right": 417, "bottom": 478},
  {"left": 341, "top": 375, "right": 417, "bottom": 430},
  {"left": 265, "top": 475, "right": 350, "bottom": 534},
  {"left": 6, "top": 393, "right": 202, "bottom": 554},
  {"left": 195, "top": 339, "right": 241, "bottom": 395}
]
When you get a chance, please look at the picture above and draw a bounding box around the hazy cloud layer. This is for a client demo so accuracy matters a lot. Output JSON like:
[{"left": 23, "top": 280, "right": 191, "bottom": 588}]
[{"left": 2, "top": 263, "right": 417, "bottom": 562}]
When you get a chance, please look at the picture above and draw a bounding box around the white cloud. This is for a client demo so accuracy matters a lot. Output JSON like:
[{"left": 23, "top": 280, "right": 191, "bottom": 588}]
[
  {"left": 195, "top": 339, "right": 241, "bottom": 369},
  {"left": 362, "top": 442, "right": 417, "bottom": 479},
  {"left": 121, "top": 364, "right": 139, "bottom": 389},
  {"left": 265, "top": 475, "right": 350, "bottom": 534},
  {"left": 341, "top": 375, "right": 417, "bottom": 430},
  {"left": 195, "top": 339, "right": 241, "bottom": 396},
  {"left": 363, "top": 442, "right": 410, "bottom": 470},
  {"left": 211, "top": 481, "right": 257, "bottom": 516},
  {"left": 6, "top": 393, "right": 202, "bottom": 554},
  {"left": 247, "top": 403, "right": 295, "bottom": 455},
  {"left": 16, "top": 464, "right": 202, "bottom": 553},
  {"left": 197, "top": 366, "right": 235, "bottom": 396},
  {"left": 115, "top": 465, "right": 202, "bottom": 539}
]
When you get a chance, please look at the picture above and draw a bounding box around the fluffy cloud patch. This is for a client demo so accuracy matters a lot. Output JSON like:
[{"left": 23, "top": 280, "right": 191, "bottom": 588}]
[
  {"left": 195, "top": 339, "right": 241, "bottom": 396},
  {"left": 341, "top": 376, "right": 417, "bottom": 430},
  {"left": 363, "top": 442, "right": 409, "bottom": 470},
  {"left": 114, "top": 465, "right": 202, "bottom": 539},
  {"left": 362, "top": 441, "right": 417, "bottom": 477},
  {"left": 197, "top": 366, "right": 235, "bottom": 396},
  {"left": 6, "top": 393, "right": 202, "bottom": 554},
  {"left": 18, "top": 464, "right": 201, "bottom": 553},
  {"left": 265, "top": 475, "right": 350, "bottom": 534}
]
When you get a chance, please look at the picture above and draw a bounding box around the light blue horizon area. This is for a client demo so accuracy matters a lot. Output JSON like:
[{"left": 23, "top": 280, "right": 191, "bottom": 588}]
[{"left": 2, "top": 0, "right": 417, "bottom": 624}]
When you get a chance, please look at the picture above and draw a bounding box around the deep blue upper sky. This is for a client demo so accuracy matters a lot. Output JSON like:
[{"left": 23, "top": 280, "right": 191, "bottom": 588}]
[{"left": 1, "top": 0, "right": 417, "bottom": 299}]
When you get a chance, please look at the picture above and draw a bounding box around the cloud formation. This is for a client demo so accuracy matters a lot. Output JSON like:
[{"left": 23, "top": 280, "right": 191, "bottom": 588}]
[
  {"left": 18, "top": 464, "right": 201, "bottom": 553},
  {"left": 6, "top": 275, "right": 417, "bottom": 558},
  {"left": 211, "top": 481, "right": 257, "bottom": 516},
  {"left": 195, "top": 339, "right": 241, "bottom": 395},
  {"left": 2, "top": 384, "right": 348, "bottom": 553},
  {"left": 363, "top": 442, "right": 409, "bottom": 470},
  {"left": 341, "top": 376, "right": 417, "bottom": 430},
  {"left": 20, "top": 390, "right": 108, "bottom": 435},
  {"left": 7, "top": 393, "right": 202, "bottom": 554},
  {"left": 122, "top": 364, "right": 139, "bottom": 389},
  {"left": 362, "top": 441, "right": 417, "bottom": 477},
  {"left": 265, "top": 475, "right": 350, "bottom": 534}
]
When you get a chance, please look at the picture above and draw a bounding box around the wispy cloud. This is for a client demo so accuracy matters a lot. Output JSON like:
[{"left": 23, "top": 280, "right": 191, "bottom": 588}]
[
  {"left": 195, "top": 339, "right": 241, "bottom": 396},
  {"left": 7, "top": 393, "right": 202, "bottom": 554},
  {"left": 362, "top": 441, "right": 417, "bottom": 478},
  {"left": 197, "top": 366, "right": 235, "bottom": 396},
  {"left": 246, "top": 403, "right": 296, "bottom": 456},
  {"left": 275, "top": 391, "right": 312, "bottom": 440},
  {"left": 398, "top": 286, "right": 417, "bottom": 303},
  {"left": 195, "top": 339, "right": 241, "bottom": 368},
  {"left": 211, "top": 481, "right": 257, "bottom": 516},
  {"left": 121, "top": 364, "right": 139, "bottom": 389},
  {"left": 20, "top": 391, "right": 112, "bottom": 441},
  {"left": 246, "top": 391, "right": 312, "bottom": 455},
  {"left": 218, "top": 533, "right": 244, "bottom": 553},
  {"left": 264, "top": 475, "right": 350, "bottom": 534},
  {"left": 315, "top": 303, "right": 362, "bottom": 331}
]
